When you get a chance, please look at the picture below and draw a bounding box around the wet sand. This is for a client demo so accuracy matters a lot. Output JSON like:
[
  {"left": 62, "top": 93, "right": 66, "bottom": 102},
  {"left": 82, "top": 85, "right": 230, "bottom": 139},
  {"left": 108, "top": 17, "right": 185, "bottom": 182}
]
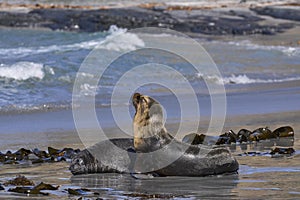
[{"left": 0, "top": 110, "right": 299, "bottom": 199}]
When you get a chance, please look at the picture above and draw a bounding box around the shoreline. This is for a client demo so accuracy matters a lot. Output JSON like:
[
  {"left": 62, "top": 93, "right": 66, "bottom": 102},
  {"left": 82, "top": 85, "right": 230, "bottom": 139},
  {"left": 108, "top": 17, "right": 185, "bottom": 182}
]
[
  {"left": 0, "top": 1, "right": 299, "bottom": 36},
  {"left": 1, "top": 109, "right": 299, "bottom": 152}
]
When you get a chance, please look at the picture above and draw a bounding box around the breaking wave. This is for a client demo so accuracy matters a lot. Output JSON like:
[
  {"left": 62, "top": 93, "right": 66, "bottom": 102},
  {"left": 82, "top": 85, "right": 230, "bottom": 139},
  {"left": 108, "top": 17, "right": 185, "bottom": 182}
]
[
  {"left": 227, "top": 40, "right": 300, "bottom": 57},
  {"left": 0, "top": 62, "right": 45, "bottom": 80},
  {"left": 0, "top": 25, "right": 145, "bottom": 58},
  {"left": 197, "top": 73, "right": 300, "bottom": 85}
]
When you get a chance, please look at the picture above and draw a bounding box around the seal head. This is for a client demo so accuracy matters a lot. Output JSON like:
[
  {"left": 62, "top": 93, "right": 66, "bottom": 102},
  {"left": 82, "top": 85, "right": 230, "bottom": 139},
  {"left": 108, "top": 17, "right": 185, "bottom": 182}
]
[{"left": 132, "top": 93, "right": 172, "bottom": 152}]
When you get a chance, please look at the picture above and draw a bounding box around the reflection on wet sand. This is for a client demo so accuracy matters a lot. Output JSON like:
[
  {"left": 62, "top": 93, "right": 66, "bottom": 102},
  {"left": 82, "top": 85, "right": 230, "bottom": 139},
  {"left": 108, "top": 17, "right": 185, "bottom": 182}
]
[{"left": 71, "top": 173, "right": 238, "bottom": 199}]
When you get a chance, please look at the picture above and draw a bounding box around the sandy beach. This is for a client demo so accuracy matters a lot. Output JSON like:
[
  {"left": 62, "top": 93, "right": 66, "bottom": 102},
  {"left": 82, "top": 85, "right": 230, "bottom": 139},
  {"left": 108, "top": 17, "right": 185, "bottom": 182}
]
[{"left": 0, "top": 110, "right": 299, "bottom": 199}]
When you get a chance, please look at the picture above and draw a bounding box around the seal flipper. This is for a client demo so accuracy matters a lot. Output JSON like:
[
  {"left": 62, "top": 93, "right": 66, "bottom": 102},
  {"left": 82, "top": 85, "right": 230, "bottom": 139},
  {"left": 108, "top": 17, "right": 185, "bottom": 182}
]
[
  {"left": 127, "top": 147, "right": 161, "bottom": 179},
  {"left": 130, "top": 173, "right": 158, "bottom": 179}
]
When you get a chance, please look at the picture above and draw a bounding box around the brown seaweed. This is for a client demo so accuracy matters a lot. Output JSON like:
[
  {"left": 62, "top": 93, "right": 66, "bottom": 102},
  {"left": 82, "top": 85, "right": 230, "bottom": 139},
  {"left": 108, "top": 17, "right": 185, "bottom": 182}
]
[
  {"left": 8, "top": 186, "right": 49, "bottom": 195},
  {"left": 249, "top": 127, "right": 277, "bottom": 141},
  {"left": 6, "top": 177, "right": 59, "bottom": 196},
  {"left": 0, "top": 147, "right": 80, "bottom": 165},
  {"left": 273, "top": 126, "right": 294, "bottom": 138},
  {"left": 237, "top": 129, "right": 252, "bottom": 143},
  {"left": 183, "top": 126, "right": 295, "bottom": 146},
  {"left": 4, "top": 175, "right": 34, "bottom": 186},
  {"left": 270, "top": 147, "right": 295, "bottom": 157},
  {"left": 34, "top": 182, "right": 59, "bottom": 190},
  {"left": 66, "top": 188, "right": 99, "bottom": 196},
  {"left": 216, "top": 130, "right": 237, "bottom": 145}
]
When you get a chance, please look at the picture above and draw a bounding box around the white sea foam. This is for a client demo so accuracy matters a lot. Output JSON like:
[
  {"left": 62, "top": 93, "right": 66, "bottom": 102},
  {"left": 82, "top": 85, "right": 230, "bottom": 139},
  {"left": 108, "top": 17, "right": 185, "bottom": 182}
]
[
  {"left": 227, "top": 40, "right": 300, "bottom": 57},
  {"left": 0, "top": 25, "right": 145, "bottom": 58},
  {"left": 80, "top": 83, "right": 98, "bottom": 96},
  {"left": 197, "top": 73, "right": 300, "bottom": 85},
  {"left": 98, "top": 25, "right": 145, "bottom": 51},
  {"left": 0, "top": 62, "right": 45, "bottom": 80}
]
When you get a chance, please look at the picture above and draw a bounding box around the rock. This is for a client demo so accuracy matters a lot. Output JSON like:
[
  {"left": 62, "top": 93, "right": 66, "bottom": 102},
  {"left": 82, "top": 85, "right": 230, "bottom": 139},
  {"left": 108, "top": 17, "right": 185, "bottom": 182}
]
[
  {"left": 251, "top": 5, "right": 300, "bottom": 22},
  {"left": 0, "top": 5, "right": 296, "bottom": 35}
]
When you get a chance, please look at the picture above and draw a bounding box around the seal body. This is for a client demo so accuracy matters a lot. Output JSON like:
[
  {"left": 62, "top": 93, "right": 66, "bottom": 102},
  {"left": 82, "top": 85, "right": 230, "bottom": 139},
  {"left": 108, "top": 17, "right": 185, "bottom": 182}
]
[
  {"left": 70, "top": 93, "right": 239, "bottom": 176},
  {"left": 69, "top": 138, "right": 239, "bottom": 176}
]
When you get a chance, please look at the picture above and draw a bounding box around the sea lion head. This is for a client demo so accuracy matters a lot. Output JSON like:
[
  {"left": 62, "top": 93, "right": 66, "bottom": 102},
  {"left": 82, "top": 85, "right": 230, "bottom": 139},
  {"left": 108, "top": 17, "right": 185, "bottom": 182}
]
[
  {"left": 132, "top": 93, "right": 163, "bottom": 122},
  {"left": 132, "top": 93, "right": 169, "bottom": 152}
]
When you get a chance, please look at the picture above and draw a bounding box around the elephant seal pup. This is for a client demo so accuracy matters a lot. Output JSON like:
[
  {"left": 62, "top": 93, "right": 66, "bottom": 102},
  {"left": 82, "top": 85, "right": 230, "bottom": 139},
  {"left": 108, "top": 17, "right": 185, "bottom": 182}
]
[{"left": 70, "top": 93, "right": 239, "bottom": 176}]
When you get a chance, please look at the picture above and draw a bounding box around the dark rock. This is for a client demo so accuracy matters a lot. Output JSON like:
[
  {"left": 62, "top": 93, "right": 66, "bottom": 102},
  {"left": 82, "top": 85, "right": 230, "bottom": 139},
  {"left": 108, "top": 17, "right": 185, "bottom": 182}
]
[
  {"left": 251, "top": 6, "right": 300, "bottom": 21},
  {"left": 0, "top": 6, "right": 295, "bottom": 35}
]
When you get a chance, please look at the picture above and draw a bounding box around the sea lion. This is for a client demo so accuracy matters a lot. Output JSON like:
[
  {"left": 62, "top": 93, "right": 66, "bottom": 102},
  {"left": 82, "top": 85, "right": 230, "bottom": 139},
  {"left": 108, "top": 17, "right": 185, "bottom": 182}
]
[
  {"left": 132, "top": 92, "right": 173, "bottom": 152},
  {"left": 70, "top": 93, "right": 239, "bottom": 176}
]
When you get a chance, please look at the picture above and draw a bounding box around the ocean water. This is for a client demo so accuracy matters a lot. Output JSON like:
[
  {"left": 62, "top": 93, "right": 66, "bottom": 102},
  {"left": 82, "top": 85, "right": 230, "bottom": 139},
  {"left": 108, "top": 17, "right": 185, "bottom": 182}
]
[{"left": 0, "top": 25, "right": 300, "bottom": 134}]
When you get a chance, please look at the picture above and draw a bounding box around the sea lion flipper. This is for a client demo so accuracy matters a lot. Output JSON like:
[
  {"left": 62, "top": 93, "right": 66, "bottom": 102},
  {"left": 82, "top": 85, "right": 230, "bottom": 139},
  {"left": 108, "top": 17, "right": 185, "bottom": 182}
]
[{"left": 130, "top": 172, "right": 160, "bottom": 179}]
